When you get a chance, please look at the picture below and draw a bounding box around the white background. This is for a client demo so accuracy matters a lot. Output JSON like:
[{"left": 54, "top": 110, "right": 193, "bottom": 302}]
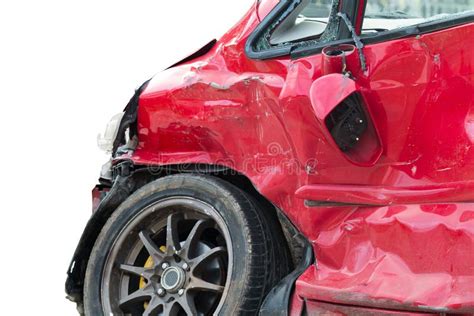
[{"left": 0, "top": 1, "right": 254, "bottom": 314}]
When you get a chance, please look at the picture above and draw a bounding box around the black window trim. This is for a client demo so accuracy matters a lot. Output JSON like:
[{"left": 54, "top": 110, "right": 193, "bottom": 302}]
[
  {"left": 245, "top": 0, "right": 299, "bottom": 60},
  {"left": 246, "top": 0, "right": 474, "bottom": 61},
  {"left": 245, "top": 0, "right": 359, "bottom": 60},
  {"left": 293, "top": 10, "right": 474, "bottom": 59},
  {"left": 358, "top": 11, "right": 474, "bottom": 45}
]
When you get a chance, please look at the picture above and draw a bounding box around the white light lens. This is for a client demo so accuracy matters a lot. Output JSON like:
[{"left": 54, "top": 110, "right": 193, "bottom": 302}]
[{"left": 97, "top": 112, "right": 125, "bottom": 153}]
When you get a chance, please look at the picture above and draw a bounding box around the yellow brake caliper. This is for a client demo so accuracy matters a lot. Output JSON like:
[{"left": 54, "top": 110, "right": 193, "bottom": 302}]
[{"left": 140, "top": 246, "right": 166, "bottom": 309}]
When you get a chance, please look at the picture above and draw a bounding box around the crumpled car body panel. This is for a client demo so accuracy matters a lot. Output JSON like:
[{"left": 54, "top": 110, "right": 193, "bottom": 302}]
[
  {"left": 118, "top": 2, "right": 474, "bottom": 314},
  {"left": 295, "top": 203, "right": 474, "bottom": 314}
]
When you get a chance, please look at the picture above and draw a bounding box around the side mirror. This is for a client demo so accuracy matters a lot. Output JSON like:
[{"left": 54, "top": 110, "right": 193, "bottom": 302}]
[
  {"left": 321, "top": 44, "right": 360, "bottom": 76},
  {"left": 309, "top": 73, "right": 383, "bottom": 166}
]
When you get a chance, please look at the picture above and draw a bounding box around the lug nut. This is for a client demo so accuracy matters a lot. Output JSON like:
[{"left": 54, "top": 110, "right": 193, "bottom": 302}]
[
  {"left": 182, "top": 263, "right": 189, "bottom": 271},
  {"left": 157, "top": 288, "right": 166, "bottom": 297},
  {"left": 161, "top": 262, "right": 169, "bottom": 269},
  {"left": 178, "top": 289, "right": 184, "bottom": 296}
]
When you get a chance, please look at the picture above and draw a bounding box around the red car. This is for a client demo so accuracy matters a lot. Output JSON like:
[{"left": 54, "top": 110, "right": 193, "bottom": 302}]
[{"left": 66, "top": 0, "right": 474, "bottom": 315}]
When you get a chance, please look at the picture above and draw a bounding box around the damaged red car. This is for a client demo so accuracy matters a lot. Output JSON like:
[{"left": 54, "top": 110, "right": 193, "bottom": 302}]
[{"left": 66, "top": 0, "right": 474, "bottom": 315}]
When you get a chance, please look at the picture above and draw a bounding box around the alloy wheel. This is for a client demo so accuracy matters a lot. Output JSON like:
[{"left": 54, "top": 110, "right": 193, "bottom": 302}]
[{"left": 101, "top": 198, "right": 232, "bottom": 315}]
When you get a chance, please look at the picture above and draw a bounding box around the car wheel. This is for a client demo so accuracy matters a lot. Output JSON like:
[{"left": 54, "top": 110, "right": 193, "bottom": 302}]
[{"left": 84, "top": 174, "right": 291, "bottom": 315}]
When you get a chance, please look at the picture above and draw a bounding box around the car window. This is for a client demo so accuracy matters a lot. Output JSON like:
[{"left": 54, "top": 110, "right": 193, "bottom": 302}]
[
  {"left": 270, "top": 0, "right": 334, "bottom": 45},
  {"left": 363, "top": 0, "right": 474, "bottom": 33}
]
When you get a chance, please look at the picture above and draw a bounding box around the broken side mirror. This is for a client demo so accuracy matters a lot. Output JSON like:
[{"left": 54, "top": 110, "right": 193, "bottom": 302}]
[
  {"left": 309, "top": 73, "right": 383, "bottom": 166},
  {"left": 322, "top": 44, "right": 360, "bottom": 76}
]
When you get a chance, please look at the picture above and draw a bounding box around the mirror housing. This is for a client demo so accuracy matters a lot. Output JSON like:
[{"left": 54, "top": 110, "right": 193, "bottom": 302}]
[{"left": 310, "top": 74, "right": 383, "bottom": 166}]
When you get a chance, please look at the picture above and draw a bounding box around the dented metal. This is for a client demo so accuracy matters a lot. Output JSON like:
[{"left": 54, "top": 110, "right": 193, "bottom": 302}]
[
  {"left": 133, "top": 7, "right": 474, "bottom": 312},
  {"left": 295, "top": 203, "right": 474, "bottom": 313},
  {"left": 67, "top": 0, "right": 474, "bottom": 314}
]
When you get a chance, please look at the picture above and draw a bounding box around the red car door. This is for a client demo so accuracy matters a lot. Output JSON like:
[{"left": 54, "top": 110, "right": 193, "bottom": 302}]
[{"left": 283, "top": 1, "right": 474, "bottom": 314}]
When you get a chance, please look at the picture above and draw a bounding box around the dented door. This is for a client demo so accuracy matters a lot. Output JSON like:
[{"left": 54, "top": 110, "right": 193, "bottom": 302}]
[{"left": 293, "top": 1, "right": 474, "bottom": 314}]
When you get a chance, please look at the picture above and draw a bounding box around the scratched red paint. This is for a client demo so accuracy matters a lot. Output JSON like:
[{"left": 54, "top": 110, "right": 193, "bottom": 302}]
[{"left": 115, "top": 0, "right": 474, "bottom": 313}]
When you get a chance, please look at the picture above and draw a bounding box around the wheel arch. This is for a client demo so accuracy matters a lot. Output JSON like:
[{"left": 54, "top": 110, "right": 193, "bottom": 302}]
[{"left": 66, "top": 162, "right": 310, "bottom": 314}]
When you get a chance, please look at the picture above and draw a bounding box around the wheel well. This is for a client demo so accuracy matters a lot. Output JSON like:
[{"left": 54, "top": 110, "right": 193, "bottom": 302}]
[
  {"left": 66, "top": 162, "right": 305, "bottom": 306},
  {"left": 154, "top": 163, "right": 305, "bottom": 266}
]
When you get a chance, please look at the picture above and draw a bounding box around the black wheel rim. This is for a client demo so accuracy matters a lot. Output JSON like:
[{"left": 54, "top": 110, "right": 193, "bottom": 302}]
[{"left": 102, "top": 197, "right": 232, "bottom": 315}]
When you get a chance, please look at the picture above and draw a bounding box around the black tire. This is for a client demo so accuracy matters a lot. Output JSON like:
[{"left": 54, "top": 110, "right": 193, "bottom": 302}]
[{"left": 84, "top": 174, "right": 291, "bottom": 315}]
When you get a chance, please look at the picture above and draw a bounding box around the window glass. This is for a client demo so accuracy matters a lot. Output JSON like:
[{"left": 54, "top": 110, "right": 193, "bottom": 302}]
[
  {"left": 300, "top": 0, "right": 333, "bottom": 18},
  {"left": 270, "top": 0, "right": 334, "bottom": 45},
  {"left": 363, "top": 0, "right": 474, "bottom": 33}
]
